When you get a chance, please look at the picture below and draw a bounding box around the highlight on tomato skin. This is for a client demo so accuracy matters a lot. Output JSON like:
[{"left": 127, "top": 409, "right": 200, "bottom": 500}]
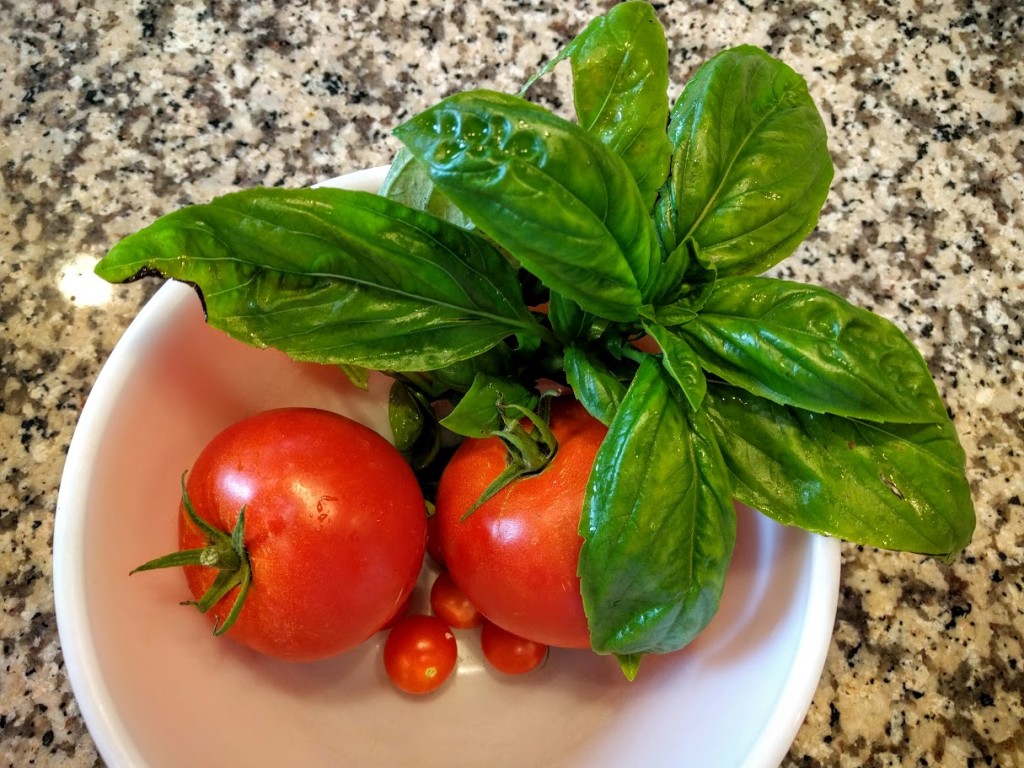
[
  {"left": 383, "top": 614, "right": 459, "bottom": 695},
  {"left": 480, "top": 620, "right": 549, "bottom": 675}
]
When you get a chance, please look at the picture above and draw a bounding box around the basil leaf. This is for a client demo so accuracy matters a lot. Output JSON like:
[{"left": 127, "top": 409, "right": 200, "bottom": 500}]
[
  {"left": 580, "top": 357, "right": 736, "bottom": 655},
  {"left": 394, "top": 89, "right": 660, "bottom": 322},
  {"left": 658, "top": 45, "right": 833, "bottom": 275},
  {"left": 548, "top": 291, "right": 605, "bottom": 345},
  {"left": 388, "top": 381, "right": 425, "bottom": 453},
  {"left": 650, "top": 237, "right": 719, "bottom": 312},
  {"left": 402, "top": 342, "right": 515, "bottom": 398},
  {"left": 379, "top": 147, "right": 473, "bottom": 229},
  {"left": 519, "top": 1, "right": 672, "bottom": 208},
  {"left": 704, "top": 383, "right": 975, "bottom": 558},
  {"left": 679, "top": 276, "right": 949, "bottom": 424},
  {"left": 563, "top": 345, "right": 627, "bottom": 426},
  {"left": 616, "top": 653, "right": 642, "bottom": 681},
  {"left": 560, "top": 0, "right": 672, "bottom": 210},
  {"left": 645, "top": 276, "right": 717, "bottom": 327},
  {"left": 338, "top": 363, "right": 371, "bottom": 391},
  {"left": 389, "top": 381, "right": 442, "bottom": 472},
  {"left": 642, "top": 321, "right": 707, "bottom": 411},
  {"left": 439, "top": 373, "right": 539, "bottom": 438},
  {"left": 96, "top": 187, "right": 539, "bottom": 371},
  {"left": 650, "top": 239, "right": 693, "bottom": 306}
]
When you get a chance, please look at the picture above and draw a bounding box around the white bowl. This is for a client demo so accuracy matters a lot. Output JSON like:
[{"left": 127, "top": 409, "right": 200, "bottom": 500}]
[{"left": 54, "top": 166, "right": 841, "bottom": 768}]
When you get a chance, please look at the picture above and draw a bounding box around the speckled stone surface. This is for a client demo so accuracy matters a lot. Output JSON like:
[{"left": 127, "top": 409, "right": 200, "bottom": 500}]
[{"left": 1, "top": 1, "right": 1021, "bottom": 766}]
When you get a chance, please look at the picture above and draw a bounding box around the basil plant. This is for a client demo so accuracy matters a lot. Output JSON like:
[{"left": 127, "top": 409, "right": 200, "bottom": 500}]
[{"left": 97, "top": 2, "right": 975, "bottom": 672}]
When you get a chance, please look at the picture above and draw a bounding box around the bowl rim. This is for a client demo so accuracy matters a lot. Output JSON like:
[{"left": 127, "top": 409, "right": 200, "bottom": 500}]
[
  {"left": 55, "top": 278, "right": 195, "bottom": 767},
  {"left": 743, "top": 533, "right": 839, "bottom": 768},
  {"left": 52, "top": 164, "right": 392, "bottom": 766},
  {"left": 53, "top": 164, "right": 841, "bottom": 768}
]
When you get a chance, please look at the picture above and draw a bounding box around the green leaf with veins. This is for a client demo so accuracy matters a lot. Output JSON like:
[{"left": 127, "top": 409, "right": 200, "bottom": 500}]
[
  {"left": 704, "top": 383, "right": 974, "bottom": 558},
  {"left": 523, "top": 0, "right": 672, "bottom": 210},
  {"left": 379, "top": 147, "right": 473, "bottom": 229},
  {"left": 677, "top": 276, "right": 950, "bottom": 424},
  {"left": 656, "top": 45, "right": 834, "bottom": 276},
  {"left": 580, "top": 357, "right": 735, "bottom": 658},
  {"left": 96, "top": 187, "right": 543, "bottom": 371},
  {"left": 394, "top": 90, "right": 661, "bottom": 322},
  {"left": 440, "top": 373, "right": 539, "bottom": 439}
]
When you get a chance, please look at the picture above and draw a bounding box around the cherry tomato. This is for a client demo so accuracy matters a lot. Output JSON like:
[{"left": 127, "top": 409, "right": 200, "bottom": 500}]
[
  {"left": 435, "top": 398, "right": 606, "bottom": 648},
  {"left": 383, "top": 615, "right": 458, "bottom": 694},
  {"left": 429, "top": 570, "right": 483, "bottom": 629},
  {"left": 480, "top": 620, "right": 548, "bottom": 675},
  {"left": 425, "top": 506, "right": 445, "bottom": 566},
  {"left": 175, "top": 407, "right": 426, "bottom": 662}
]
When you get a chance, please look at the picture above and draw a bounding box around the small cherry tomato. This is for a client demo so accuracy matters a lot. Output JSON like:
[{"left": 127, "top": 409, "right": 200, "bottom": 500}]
[
  {"left": 480, "top": 620, "right": 548, "bottom": 675},
  {"left": 429, "top": 570, "right": 483, "bottom": 629},
  {"left": 383, "top": 615, "right": 458, "bottom": 695}
]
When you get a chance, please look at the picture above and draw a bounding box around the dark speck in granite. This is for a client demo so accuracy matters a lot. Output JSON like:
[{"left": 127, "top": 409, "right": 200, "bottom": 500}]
[{"left": 2, "top": 1, "right": 1023, "bottom": 766}]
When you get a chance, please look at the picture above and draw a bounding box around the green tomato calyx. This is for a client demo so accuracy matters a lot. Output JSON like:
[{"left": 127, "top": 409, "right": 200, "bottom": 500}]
[
  {"left": 460, "top": 395, "right": 559, "bottom": 520},
  {"left": 130, "top": 473, "right": 252, "bottom": 636}
]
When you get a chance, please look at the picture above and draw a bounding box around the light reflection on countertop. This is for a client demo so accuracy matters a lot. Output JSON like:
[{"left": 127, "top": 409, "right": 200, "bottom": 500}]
[{"left": 57, "top": 255, "right": 113, "bottom": 307}]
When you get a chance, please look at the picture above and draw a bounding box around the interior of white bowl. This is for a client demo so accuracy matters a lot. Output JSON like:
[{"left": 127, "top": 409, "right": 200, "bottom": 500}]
[{"left": 54, "top": 166, "right": 841, "bottom": 768}]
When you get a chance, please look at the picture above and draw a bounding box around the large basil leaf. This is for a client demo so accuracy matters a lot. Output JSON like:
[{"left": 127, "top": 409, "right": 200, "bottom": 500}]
[
  {"left": 96, "top": 187, "right": 539, "bottom": 370},
  {"left": 559, "top": 0, "right": 671, "bottom": 209},
  {"left": 379, "top": 147, "right": 472, "bottom": 229},
  {"left": 518, "top": 2, "right": 671, "bottom": 210},
  {"left": 678, "top": 276, "right": 950, "bottom": 424},
  {"left": 657, "top": 45, "right": 833, "bottom": 275},
  {"left": 394, "top": 90, "right": 660, "bottom": 322},
  {"left": 579, "top": 357, "right": 735, "bottom": 656},
  {"left": 704, "top": 383, "right": 975, "bottom": 558}
]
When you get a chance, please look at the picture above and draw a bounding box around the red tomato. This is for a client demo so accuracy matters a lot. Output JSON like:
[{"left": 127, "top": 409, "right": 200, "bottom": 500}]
[
  {"left": 380, "top": 590, "right": 414, "bottom": 631},
  {"left": 434, "top": 398, "right": 606, "bottom": 648},
  {"left": 383, "top": 615, "right": 458, "bottom": 694},
  {"left": 429, "top": 570, "right": 483, "bottom": 629},
  {"left": 480, "top": 620, "right": 548, "bottom": 675},
  {"left": 177, "top": 407, "right": 426, "bottom": 662}
]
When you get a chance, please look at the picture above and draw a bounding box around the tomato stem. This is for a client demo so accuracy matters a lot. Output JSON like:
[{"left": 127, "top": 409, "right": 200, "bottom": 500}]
[
  {"left": 130, "top": 473, "right": 252, "bottom": 636},
  {"left": 460, "top": 396, "right": 559, "bottom": 520}
]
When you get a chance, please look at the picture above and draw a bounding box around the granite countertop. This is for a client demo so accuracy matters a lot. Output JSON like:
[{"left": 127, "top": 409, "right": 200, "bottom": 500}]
[{"left": 2, "top": 1, "right": 1021, "bottom": 765}]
